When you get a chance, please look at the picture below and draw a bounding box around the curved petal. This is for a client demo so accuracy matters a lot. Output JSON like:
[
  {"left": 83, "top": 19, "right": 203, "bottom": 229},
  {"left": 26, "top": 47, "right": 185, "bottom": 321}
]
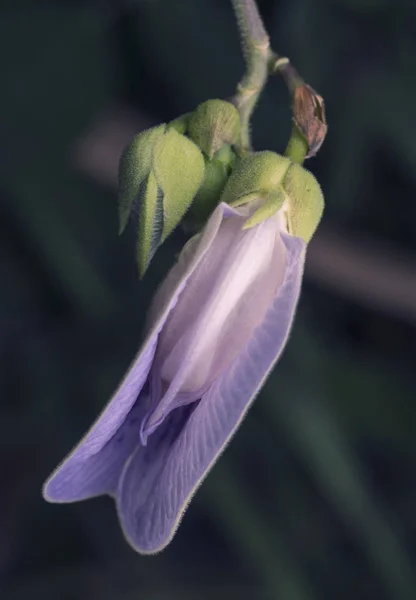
[
  {"left": 44, "top": 392, "right": 150, "bottom": 502},
  {"left": 116, "top": 233, "right": 306, "bottom": 553},
  {"left": 43, "top": 204, "right": 228, "bottom": 503},
  {"left": 141, "top": 209, "right": 284, "bottom": 441}
]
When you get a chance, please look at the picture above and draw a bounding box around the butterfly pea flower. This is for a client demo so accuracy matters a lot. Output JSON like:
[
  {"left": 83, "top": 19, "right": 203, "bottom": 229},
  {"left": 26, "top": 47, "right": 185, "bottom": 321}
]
[{"left": 43, "top": 151, "right": 323, "bottom": 554}]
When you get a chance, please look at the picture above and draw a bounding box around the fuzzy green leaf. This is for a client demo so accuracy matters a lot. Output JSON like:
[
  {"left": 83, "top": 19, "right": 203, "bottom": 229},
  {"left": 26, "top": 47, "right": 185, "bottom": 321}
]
[
  {"left": 137, "top": 171, "right": 164, "bottom": 278},
  {"left": 188, "top": 99, "right": 240, "bottom": 158},
  {"left": 220, "top": 151, "right": 291, "bottom": 207},
  {"left": 283, "top": 163, "right": 324, "bottom": 242},
  {"left": 189, "top": 158, "right": 229, "bottom": 226},
  {"left": 243, "top": 189, "right": 286, "bottom": 229},
  {"left": 167, "top": 113, "right": 190, "bottom": 134},
  {"left": 118, "top": 124, "right": 166, "bottom": 234},
  {"left": 152, "top": 129, "right": 205, "bottom": 240}
]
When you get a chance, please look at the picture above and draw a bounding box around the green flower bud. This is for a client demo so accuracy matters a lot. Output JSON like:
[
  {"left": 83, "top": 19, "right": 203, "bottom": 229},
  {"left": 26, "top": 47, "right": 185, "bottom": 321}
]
[
  {"left": 220, "top": 151, "right": 291, "bottom": 207},
  {"left": 282, "top": 163, "right": 324, "bottom": 242},
  {"left": 118, "top": 124, "right": 166, "bottom": 234},
  {"left": 188, "top": 99, "right": 241, "bottom": 158},
  {"left": 152, "top": 129, "right": 205, "bottom": 241}
]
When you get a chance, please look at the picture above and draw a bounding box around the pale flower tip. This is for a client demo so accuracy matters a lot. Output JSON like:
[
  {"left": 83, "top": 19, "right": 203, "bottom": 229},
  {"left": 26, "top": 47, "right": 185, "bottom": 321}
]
[{"left": 41, "top": 473, "right": 63, "bottom": 504}]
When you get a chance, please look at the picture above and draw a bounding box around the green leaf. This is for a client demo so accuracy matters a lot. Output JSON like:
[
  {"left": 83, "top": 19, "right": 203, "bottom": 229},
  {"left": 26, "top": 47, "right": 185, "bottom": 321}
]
[
  {"left": 167, "top": 113, "right": 190, "bottom": 134},
  {"left": 189, "top": 158, "right": 229, "bottom": 225},
  {"left": 137, "top": 171, "right": 164, "bottom": 278},
  {"left": 220, "top": 151, "right": 291, "bottom": 206},
  {"left": 243, "top": 189, "right": 285, "bottom": 229},
  {"left": 152, "top": 129, "right": 205, "bottom": 240},
  {"left": 188, "top": 99, "right": 240, "bottom": 158},
  {"left": 118, "top": 124, "right": 166, "bottom": 234},
  {"left": 283, "top": 163, "right": 324, "bottom": 242}
]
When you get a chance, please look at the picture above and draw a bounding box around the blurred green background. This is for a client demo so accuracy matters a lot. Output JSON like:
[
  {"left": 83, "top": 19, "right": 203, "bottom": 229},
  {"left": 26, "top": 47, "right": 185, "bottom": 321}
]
[{"left": 1, "top": 1, "right": 415, "bottom": 599}]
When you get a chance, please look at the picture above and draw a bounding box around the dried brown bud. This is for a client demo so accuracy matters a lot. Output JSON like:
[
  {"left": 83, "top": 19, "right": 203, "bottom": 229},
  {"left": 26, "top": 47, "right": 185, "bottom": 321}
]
[{"left": 292, "top": 84, "right": 327, "bottom": 158}]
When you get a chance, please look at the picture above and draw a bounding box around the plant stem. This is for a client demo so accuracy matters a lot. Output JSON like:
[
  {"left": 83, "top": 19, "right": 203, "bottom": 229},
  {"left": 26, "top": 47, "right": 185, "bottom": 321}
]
[
  {"left": 271, "top": 52, "right": 327, "bottom": 159},
  {"left": 284, "top": 125, "right": 309, "bottom": 165},
  {"left": 231, "top": 0, "right": 271, "bottom": 153},
  {"left": 269, "top": 52, "right": 305, "bottom": 93},
  {"left": 231, "top": 0, "right": 326, "bottom": 159}
]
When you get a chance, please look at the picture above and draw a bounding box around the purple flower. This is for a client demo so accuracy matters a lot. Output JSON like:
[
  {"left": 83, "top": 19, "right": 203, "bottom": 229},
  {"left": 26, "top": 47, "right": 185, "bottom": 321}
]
[{"left": 43, "top": 202, "right": 306, "bottom": 554}]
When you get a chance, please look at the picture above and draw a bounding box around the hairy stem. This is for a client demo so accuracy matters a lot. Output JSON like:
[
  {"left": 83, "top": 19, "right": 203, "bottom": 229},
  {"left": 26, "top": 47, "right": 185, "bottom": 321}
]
[
  {"left": 269, "top": 52, "right": 305, "bottom": 93},
  {"left": 231, "top": 0, "right": 326, "bottom": 159},
  {"left": 284, "top": 125, "right": 309, "bottom": 164},
  {"left": 231, "top": 0, "right": 271, "bottom": 153}
]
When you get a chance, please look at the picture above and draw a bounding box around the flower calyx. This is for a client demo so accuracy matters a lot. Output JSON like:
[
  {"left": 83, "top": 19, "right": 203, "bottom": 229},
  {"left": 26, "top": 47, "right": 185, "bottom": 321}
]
[
  {"left": 220, "top": 151, "right": 324, "bottom": 242},
  {"left": 118, "top": 124, "right": 205, "bottom": 277}
]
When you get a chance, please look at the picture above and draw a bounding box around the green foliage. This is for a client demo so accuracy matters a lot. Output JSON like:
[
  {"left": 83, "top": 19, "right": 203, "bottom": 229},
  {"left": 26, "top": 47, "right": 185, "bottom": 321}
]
[
  {"left": 118, "top": 125, "right": 166, "bottom": 234},
  {"left": 283, "top": 163, "right": 324, "bottom": 242},
  {"left": 188, "top": 99, "right": 241, "bottom": 158},
  {"left": 136, "top": 172, "right": 164, "bottom": 278},
  {"left": 119, "top": 126, "right": 205, "bottom": 274},
  {"left": 242, "top": 188, "right": 285, "bottom": 228},
  {"left": 152, "top": 129, "right": 205, "bottom": 241},
  {"left": 221, "top": 151, "right": 291, "bottom": 205},
  {"left": 219, "top": 150, "right": 323, "bottom": 240},
  {"left": 189, "top": 157, "right": 229, "bottom": 226},
  {"left": 167, "top": 113, "right": 190, "bottom": 135}
]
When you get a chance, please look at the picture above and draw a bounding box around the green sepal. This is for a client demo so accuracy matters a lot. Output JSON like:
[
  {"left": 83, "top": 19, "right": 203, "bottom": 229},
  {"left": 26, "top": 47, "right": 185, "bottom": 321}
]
[
  {"left": 167, "top": 113, "right": 190, "bottom": 135},
  {"left": 188, "top": 158, "right": 229, "bottom": 226},
  {"left": 243, "top": 189, "right": 285, "bottom": 229},
  {"left": 137, "top": 171, "right": 164, "bottom": 278},
  {"left": 188, "top": 100, "right": 241, "bottom": 158},
  {"left": 118, "top": 124, "right": 166, "bottom": 234},
  {"left": 214, "top": 144, "right": 237, "bottom": 170},
  {"left": 220, "top": 151, "right": 291, "bottom": 207},
  {"left": 227, "top": 191, "right": 260, "bottom": 208},
  {"left": 282, "top": 163, "right": 324, "bottom": 242},
  {"left": 152, "top": 129, "right": 205, "bottom": 241}
]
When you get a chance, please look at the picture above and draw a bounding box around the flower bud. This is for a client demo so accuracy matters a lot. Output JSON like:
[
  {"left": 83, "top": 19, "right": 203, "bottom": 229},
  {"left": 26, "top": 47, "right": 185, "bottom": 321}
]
[
  {"left": 292, "top": 84, "right": 327, "bottom": 158},
  {"left": 282, "top": 162, "right": 324, "bottom": 242},
  {"left": 188, "top": 99, "right": 241, "bottom": 158}
]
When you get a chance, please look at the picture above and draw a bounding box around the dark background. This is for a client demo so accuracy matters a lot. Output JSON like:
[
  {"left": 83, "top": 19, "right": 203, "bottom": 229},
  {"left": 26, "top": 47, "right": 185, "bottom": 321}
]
[{"left": 1, "top": 1, "right": 415, "bottom": 599}]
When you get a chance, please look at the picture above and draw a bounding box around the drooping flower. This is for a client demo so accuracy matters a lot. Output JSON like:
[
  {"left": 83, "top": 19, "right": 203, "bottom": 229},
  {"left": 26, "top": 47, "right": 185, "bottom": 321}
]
[{"left": 43, "top": 199, "right": 308, "bottom": 554}]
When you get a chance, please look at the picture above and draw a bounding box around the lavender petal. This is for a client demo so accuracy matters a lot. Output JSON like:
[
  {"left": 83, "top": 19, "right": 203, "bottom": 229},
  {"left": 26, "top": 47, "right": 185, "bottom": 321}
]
[
  {"left": 43, "top": 204, "right": 227, "bottom": 503},
  {"left": 116, "top": 233, "right": 306, "bottom": 553}
]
